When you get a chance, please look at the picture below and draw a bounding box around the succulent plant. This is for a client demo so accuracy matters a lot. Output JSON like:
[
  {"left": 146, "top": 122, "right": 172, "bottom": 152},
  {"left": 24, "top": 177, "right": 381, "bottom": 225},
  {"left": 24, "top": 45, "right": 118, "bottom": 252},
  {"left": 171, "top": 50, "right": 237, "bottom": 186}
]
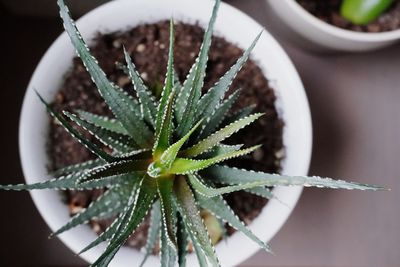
[
  {"left": 341, "top": 0, "right": 394, "bottom": 25},
  {"left": 1, "top": 0, "right": 385, "bottom": 266}
]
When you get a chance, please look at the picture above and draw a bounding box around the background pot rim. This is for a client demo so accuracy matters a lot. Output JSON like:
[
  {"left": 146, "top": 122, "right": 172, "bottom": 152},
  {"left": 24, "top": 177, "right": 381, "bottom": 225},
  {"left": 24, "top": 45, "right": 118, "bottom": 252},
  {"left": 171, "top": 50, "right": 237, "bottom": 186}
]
[{"left": 18, "top": 0, "right": 312, "bottom": 266}]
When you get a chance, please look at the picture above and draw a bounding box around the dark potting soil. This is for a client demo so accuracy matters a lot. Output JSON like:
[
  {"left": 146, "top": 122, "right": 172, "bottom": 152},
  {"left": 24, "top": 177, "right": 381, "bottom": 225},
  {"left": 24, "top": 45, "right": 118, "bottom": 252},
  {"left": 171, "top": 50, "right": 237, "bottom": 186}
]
[
  {"left": 296, "top": 0, "right": 400, "bottom": 32},
  {"left": 49, "top": 21, "right": 284, "bottom": 250}
]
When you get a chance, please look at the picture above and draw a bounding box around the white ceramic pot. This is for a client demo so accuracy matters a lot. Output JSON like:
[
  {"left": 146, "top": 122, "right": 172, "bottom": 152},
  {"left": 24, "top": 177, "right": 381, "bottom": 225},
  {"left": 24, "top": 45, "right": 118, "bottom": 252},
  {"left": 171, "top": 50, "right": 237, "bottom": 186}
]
[
  {"left": 19, "top": 0, "right": 312, "bottom": 266},
  {"left": 268, "top": 0, "right": 400, "bottom": 52}
]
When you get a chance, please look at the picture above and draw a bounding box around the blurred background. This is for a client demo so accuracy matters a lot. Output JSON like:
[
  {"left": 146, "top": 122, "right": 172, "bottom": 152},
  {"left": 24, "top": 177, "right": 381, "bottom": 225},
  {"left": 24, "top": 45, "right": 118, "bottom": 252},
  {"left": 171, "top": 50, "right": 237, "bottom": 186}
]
[{"left": 0, "top": 0, "right": 399, "bottom": 266}]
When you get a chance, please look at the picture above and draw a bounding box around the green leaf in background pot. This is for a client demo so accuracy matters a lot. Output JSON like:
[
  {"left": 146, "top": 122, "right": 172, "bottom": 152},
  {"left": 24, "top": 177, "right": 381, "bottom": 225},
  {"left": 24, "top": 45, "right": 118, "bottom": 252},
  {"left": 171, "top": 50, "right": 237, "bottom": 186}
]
[{"left": 340, "top": 0, "right": 394, "bottom": 25}]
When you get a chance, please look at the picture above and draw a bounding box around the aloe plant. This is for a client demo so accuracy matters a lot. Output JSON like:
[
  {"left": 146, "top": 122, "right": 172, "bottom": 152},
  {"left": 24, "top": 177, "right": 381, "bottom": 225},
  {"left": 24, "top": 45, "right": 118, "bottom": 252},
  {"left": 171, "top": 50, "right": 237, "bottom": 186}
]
[{"left": 1, "top": 0, "right": 385, "bottom": 266}]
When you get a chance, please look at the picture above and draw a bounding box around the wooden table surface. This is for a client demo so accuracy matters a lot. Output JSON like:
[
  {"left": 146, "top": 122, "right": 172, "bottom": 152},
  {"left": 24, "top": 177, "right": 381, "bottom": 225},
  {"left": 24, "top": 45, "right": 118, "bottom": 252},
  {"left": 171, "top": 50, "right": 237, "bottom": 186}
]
[{"left": 0, "top": 1, "right": 399, "bottom": 266}]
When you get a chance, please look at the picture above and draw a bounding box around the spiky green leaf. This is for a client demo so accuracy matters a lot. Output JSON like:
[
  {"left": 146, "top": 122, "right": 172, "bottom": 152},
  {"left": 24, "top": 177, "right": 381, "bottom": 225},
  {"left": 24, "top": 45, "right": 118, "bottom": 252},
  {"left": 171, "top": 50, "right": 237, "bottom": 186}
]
[
  {"left": 174, "top": 176, "right": 220, "bottom": 267},
  {"left": 36, "top": 91, "right": 114, "bottom": 162},
  {"left": 64, "top": 111, "right": 136, "bottom": 153},
  {"left": 79, "top": 216, "right": 122, "bottom": 255},
  {"left": 191, "top": 235, "right": 209, "bottom": 267},
  {"left": 195, "top": 31, "right": 262, "bottom": 121},
  {"left": 156, "top": 20, "right": 175, "bottom": 135},
  {"left": 77, "top": 160, "right": 148, "bottom": 184},
  {"left": 188, "top": 173, "right": 273, "bottom": 197},
  {"left": 57, "top": 0, "right": 153, "bottom": 148},
  {"left": 53, "top": 158, "right": 105, "bottom": 177},
  {"left": 160, "top": 216, "right": 177, "bottom": 267},
  {"left": 221, "top": 105, "right": 256, "bottom": 127},
  {"left": 139, "top": 202, "right": 161, "bottom": 267},
  {"left": 78, "top": 187, "right": 143, "bottom": 256},
  {"left": 245, "top": 187, "right": 288, "bottom": 207},
  {"left": 197, "top": 90, "right": 241, "bottom": 141},
  {"left": 157, "top": 175, "right": 177, "bottom": 249},
  {"left": 180, "top": 113, "right": 263, "bottom": 158},
  {"left": 153, "top": 89, "right": 176, "bottom": 157},
  {"left": 197, "top": 194, "right": 272, "bottom": 252},
  {"left": 0, "top": 173, "right": 127, "bottom": 191},
  {"left": 115, "top": 148, "right": 152, "bottom": 161},
  {"left": 77, "top": 110, "right": 129, "bottom": 135},
  {"left": 245, "top": 187, "right": 275, "bottom": 200},
  {"left": 176, "top": 213, "right": 188, "bottom": 267},
  {"left": 175, "top": 62, "right": 196, "bottom": 123},
  {"left": 203, "top": 165, "right": 386, "bottom": 191},
  {"left": 93, "top": 247, "right": 120, "bottom": 267},
  {"left": 173, "top": 70, "right": 182, "bottom": 93},
  {"left": 175, "top": 0, "right": 221, "bottom": 137},
  {"left": 171, "top": 145, "right": 260, "bottom": 175},
  {"left": 52, "top": 182, "right": 134, "bottom": 236},
  {"left": 159, "top": 120, "right": 202, "bottom": 168},
  {"left": 197, "top": 144, "right": 242, "bottom": 159},
  {"left": 89, "top": 182, "right": 139, "bottom": 266},
  {"left": 91, "top": 175, "right": 157, "bottom": 266},
  {"left": 123, "top": 47, "right": 158, "bottom": 127}
]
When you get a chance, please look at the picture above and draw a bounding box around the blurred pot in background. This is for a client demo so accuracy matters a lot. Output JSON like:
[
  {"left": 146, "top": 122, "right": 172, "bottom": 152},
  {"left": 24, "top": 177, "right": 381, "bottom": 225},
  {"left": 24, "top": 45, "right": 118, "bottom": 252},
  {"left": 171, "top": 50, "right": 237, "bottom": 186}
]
[{"left": 267, "top": 0, "right": 400, "bottom": 52}]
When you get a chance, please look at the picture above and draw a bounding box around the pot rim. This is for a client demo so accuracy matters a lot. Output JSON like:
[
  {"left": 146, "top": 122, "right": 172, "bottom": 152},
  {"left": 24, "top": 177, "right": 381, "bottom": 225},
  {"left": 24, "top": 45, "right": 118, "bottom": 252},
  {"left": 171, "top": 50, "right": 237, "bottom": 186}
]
[
  {"left": 285, "top": 0, "right": 400, "bottom": 42},
  {"left": 18, "top": 0, "right": 312, "bottom": 266}
]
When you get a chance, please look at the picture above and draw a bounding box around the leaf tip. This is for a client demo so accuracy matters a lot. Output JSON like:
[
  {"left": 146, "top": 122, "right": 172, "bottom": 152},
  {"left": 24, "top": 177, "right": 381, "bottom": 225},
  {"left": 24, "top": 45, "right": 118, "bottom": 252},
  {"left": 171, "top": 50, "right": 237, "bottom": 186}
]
[{"left": 253, "top": 144, "right": 263, "bottom": 150}]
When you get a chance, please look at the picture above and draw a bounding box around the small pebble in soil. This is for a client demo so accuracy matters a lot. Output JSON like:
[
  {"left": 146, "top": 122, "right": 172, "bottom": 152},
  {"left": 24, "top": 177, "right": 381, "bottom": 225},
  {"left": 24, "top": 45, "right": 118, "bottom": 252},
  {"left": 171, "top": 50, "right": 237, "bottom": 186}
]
[
  {"left": 141, "top": 72, "right": 149, "bottom": 81},
  {"left": 112, "top": 39, "right": 122, "bottom": 49},
  {"left": 253, "top": 148, "right": 264, "bottom": 161},
  {"left": 117, "top": 76, "right": 131, "bottom": 87},
  {"left": 136, "top": 43, "right": 146, "bottom": 53}
]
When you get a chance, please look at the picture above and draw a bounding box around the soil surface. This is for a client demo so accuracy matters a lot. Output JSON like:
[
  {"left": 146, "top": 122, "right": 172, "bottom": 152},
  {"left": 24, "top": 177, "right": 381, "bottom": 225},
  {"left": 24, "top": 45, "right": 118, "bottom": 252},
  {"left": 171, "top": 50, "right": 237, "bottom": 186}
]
[
  {"left": 49, "top": 21, "right": 284, "bottom": 250},
  {"left": 296, "top": 0, "right": 400, "bottom": 32}
]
